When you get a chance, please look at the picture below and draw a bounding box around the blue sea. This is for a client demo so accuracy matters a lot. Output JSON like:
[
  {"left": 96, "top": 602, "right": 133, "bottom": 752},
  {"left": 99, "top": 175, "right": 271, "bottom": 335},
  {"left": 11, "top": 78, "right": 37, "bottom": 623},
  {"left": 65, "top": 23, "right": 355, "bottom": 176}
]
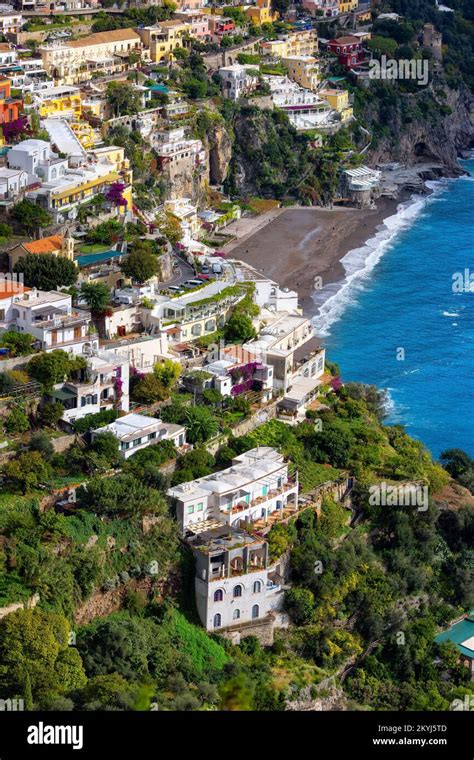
[{"left": 312, "top": 160, "right": 474, "bottom": 459}]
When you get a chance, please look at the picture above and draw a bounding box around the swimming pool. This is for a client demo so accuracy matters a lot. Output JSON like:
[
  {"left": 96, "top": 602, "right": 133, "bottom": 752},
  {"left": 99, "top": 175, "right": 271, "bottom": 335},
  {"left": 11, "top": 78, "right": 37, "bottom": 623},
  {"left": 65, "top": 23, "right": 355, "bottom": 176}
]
[{"left": 76, "top": 250, "right": 125, "bottom": 267}]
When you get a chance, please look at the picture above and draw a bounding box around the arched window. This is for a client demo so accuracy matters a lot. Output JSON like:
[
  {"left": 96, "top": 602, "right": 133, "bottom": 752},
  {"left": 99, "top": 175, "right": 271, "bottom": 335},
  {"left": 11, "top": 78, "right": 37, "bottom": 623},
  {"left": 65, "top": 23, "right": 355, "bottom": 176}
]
[
  {"left": 252, "top": 604, "right": 259, "bottom": 619},
  {"left": 233, "top": 609, "right": 240, "bottom": 620},
  {"left": 214, "top": 589, "right": 223, "bottom": 602},
  {"left": 253, "top": 581, "right": 261, "bottom": 594},
  {"left": 213, "top": 613, "right": 222, "bottom": 629},
  {"left": 233, "top": 584, "right": 242, "bottom": 598}
]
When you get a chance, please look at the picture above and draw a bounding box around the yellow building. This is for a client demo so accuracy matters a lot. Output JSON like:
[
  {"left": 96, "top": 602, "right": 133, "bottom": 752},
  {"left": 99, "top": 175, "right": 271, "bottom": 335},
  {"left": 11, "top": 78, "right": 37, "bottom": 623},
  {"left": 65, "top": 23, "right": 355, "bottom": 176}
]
[
  {"left": 319, "top": 88, "right": 353, "bottom": 122},
  {"left": 260, "top": 30, "right": 318, "bottom": 59},
  {"left": 245, "top": 0, "right": 279, "bottom": 26},
  {"left": 282, "top": 55, "right": 319, "bottom": 91},
  {"left": 137, "top": 21, "right": 191, "bottom": 63},
  {"left": 70, "top": 122, "right": 96, "bottom": 151},
  {"left": 40, "top": 29, "right": 144, "bottom": 85},
  {"left": 338, "top": 0, "right": 358, "bottom": 12},
  {"left": 33, "top": 85, "right": 82, "bottom": 120}
]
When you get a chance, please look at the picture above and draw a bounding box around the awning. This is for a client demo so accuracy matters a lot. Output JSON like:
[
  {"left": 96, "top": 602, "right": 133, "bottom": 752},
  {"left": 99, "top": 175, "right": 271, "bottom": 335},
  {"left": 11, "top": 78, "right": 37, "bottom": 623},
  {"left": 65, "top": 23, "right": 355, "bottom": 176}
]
[{"left": 51, "top": 387, "right": 77, "bottom": 400}]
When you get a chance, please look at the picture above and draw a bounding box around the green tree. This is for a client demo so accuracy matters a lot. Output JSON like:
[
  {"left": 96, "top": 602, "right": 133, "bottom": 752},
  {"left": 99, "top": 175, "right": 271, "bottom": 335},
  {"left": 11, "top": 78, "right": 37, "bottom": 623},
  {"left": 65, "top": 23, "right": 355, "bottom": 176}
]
[
  {"left": 0, "top": 330, "right": 35, "bottom": 357},
  {"left": 0, "top": 609, "right": 86, "bottom": 703},
  {"left": 106, "top": 81, "right": 142, "bottom": 117},
  {"left": 284, "top": 587, "right": 315, "bottom": 625},
  {"left": 4, "top": 406, "right": 29, "bottom": 434},
  {"left": 132, "top": 373, "right": 168, "bottom": 404},
  {"left": 12, "top": 200, "right": 52, "bottom": 235},
  {"left": 224, "top": 312, "right": 256, "bottom": 343},
  {"left": 3, "top": 451, "right": 52, "bottom": 493},
  {"left": 14, "top": 254, "right": 78, "bottom": 290},
  {"left": 184, "top": 406, "right": 219, "bottom": 444},
  {"left": 76, "top": 473, "right": 167, "bottom": 516},
  {"left": 39, "top": 401, "right": 64, "bottom": 427},
  {"left": 29, "top": 430, "right": 54, "bottom": 460},
  {"left": 121, "top": 245, "right": 159, "bottom": 283},
  {"left": 154, "top": 359, "right": 181, "bottom": 389},
  {"left": 28, "top": 350, "right": 86, "bottom": 390},
  {"left": 80, "top": 282, "right": 111, "bottom": 316},
  {"left": 89, "top": 431, "right": 120, "bottom": 468}
]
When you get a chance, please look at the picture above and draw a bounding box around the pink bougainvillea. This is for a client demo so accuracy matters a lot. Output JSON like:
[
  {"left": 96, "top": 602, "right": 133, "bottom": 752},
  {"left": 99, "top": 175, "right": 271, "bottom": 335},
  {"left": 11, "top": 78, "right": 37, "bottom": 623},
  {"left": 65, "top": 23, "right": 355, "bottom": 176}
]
[
  {"left": 331, "top": 376, "right": 343, "bottom": 392},
  {"left": 106, "top": 182, "right": 127, "bottom": 208},
  {"left": 2, "top": 117, "right": 29, "bottom": 142}
]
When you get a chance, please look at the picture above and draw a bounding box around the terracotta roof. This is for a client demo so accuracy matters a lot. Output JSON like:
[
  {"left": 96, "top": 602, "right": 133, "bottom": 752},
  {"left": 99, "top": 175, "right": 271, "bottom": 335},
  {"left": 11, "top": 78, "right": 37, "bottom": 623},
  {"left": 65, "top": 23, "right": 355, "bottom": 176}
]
[
  {"left": 67, "top": 28, "right": 141, "bottom": 49},
  {"left": 0, "top": 284, "right": 30, "bottom": 300},
  {"left": 23, "top": 235, "right": 63, "bottom": 254},
  {"left": 329, "top": 36, "right": 360, "bottom": 45},
  {"left": 0, "top": 43, "right": 12, "bottom": 53},
  {"left": 223, "top": 344, "right": 254, "bottom": 365}
]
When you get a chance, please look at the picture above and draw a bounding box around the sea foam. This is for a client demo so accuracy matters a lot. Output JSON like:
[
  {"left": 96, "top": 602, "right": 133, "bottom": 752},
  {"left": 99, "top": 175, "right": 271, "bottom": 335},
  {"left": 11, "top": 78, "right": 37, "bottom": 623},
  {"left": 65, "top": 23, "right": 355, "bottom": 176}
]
[{"left": 311, "top": 182, "right": 446, "bottom": 337}]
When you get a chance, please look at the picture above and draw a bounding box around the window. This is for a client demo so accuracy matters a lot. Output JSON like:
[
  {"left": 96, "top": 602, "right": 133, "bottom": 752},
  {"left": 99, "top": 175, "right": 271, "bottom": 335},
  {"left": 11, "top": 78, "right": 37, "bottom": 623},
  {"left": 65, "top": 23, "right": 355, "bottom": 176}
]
[
  {"left": 214, "top": 589, "right": 223, "bottom": 602},
  {"left": 233, "top": 609, "right": 240, "bottom": 620},
  {"left": 252, "top": 604, "right": 259, "bottom": 619},
  {"left": 233, "top": 584, "right": 242, "bottom": 598},
  {"left": 253, "top": 581, "right": 261, "bottom": 594},
  {"left": 262, "top": 485, "right": 268, "bottom": 497},
  {"left": 213, "top": 613, "right": 221, "bottom": 629},
  {"left": 196, "top": 502, "right": 203, "bottom": 512},
  {"left": 187, "top": 505, "right": 194, "bottom": 515}
]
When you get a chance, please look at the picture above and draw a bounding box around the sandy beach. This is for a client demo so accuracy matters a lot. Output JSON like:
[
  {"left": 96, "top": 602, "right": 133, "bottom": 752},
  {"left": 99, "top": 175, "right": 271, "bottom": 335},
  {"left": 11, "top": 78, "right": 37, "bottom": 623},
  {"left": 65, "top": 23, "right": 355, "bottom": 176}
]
[{"left": 224, "top": 198, "right": 401, "bottom": 316}]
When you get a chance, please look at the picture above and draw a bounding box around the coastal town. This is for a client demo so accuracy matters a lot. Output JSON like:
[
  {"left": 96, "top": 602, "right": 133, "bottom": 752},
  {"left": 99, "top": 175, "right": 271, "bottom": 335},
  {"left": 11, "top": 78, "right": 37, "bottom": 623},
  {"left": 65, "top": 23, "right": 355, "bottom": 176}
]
[{"left": 0, "top": 0, "right": 472, "bottom": 725}]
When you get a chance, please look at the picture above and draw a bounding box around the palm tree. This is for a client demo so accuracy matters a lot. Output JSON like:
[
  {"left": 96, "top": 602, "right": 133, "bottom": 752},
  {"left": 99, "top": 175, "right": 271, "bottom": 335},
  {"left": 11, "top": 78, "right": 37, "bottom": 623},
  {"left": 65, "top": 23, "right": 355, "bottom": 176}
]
[{"left": 184, "top": 406, "right": 219, "bottom": 444}]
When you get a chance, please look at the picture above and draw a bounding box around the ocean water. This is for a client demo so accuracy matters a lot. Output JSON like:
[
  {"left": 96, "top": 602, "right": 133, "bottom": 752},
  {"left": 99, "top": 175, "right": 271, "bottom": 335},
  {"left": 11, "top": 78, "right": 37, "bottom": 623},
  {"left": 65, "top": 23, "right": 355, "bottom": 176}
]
[{"left": 312, "top": 160, "right": 474, "bottom": 458}]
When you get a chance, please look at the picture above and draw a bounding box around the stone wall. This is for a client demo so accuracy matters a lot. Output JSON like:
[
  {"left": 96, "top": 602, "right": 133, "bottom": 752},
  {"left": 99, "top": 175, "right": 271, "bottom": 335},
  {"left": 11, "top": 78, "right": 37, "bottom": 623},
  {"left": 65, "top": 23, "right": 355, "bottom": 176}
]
[
  {"left": 0, "top": 593, "right": 40, "bottom": 620},
  {"left": 203, "top": 38, "right": 263, "bottom": 72},
  {"left": 14, "top": 23, "right": 93, "bottom": 45},
  {"left": 230, "top": 400, "right": 278, "bottom": 438},
  {"left": 74, "top": 573, "right": 180, "bottom": 626},
  {"left": 220, "top": 613, "right": 277, "bottom": 646}
]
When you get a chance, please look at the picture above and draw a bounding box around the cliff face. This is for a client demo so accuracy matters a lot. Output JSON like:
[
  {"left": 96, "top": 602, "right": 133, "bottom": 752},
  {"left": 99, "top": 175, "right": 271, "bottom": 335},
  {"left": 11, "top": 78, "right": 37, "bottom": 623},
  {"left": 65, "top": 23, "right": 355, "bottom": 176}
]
[
  {"left": 224, "top": 108, "right": 315, "bottom": 199},
  {"left": 366, "top": 84, "right": 474, "bottom": 177},
  {"left": 206, "top": 123, "right": 233, "bottom": 185}
]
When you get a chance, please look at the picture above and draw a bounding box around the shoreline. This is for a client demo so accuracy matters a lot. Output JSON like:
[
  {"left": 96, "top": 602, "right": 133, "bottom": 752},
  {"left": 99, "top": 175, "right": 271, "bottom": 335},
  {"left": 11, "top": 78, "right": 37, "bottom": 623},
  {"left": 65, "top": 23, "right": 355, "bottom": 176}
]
[{"left": 225, "top": 196, "right": 407, "bottom": 322}]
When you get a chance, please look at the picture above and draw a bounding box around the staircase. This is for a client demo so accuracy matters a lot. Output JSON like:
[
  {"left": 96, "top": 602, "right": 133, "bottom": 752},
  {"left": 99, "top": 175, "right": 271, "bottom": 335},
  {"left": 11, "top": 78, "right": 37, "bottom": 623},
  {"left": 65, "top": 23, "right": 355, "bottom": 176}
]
[{"left": 42, "top": 118, "right": 87, "bottom": 158}]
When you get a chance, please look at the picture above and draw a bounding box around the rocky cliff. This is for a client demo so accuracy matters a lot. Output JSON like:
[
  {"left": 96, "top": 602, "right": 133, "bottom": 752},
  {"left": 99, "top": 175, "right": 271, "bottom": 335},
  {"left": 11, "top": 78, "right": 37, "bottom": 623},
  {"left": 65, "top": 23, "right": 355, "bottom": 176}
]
[
  {"left": 366, "top": 83, "right": 474, "bottom": 178},
  {"left": 206, "top": 123, "right": 233, "bottom": 186}
]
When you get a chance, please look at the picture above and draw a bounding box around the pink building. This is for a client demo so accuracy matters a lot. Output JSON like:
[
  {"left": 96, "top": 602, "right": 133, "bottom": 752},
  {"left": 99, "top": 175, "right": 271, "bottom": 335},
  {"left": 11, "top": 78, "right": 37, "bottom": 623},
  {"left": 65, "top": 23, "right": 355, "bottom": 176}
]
[
  {"left": 175, "top": 11, "right": 210, "bottom": 39},
  {"left": 174, "top": 0, "right": 205, "bottom": 9},
  {"left": 302, "top": 0, "right": 338, "bottom": 17}
]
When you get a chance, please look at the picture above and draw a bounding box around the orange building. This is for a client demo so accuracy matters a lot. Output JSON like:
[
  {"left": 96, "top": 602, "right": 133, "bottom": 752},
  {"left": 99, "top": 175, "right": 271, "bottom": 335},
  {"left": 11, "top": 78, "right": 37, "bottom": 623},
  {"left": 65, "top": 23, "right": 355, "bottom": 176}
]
[{"left": 0, "top": 76, "right": 22, "bottom": 131}]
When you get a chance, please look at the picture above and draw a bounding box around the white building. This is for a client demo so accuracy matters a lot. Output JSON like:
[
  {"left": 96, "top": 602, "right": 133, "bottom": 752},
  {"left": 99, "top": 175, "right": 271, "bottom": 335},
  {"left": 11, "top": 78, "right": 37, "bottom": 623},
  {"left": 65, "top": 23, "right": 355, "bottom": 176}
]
[
  {"left": 0, "top": 288, "right": 97, "bottom": 356},
  {"left": 49, "top": 350, "right": 130, "bottom": 424},
  {"left": 189, "top": 524, "right": 283, "bottom": 632},
  {"left": 0, "top": 42, "right": 17, "bottom": 65},
  {"left": 94, "top": 412, "right": 186, "bottom": 458},
  {"left": 264, "top": 74, "right": 338, "bottom": 131},
  {"left": 201, "top": 354, "right": 273, "bottom": 401},
  {"left": 103, "top": 333, "right": 173, "bottom": 373},
  {"left": 0, "top": 167, "right": 29, "bottom": 201},
  {"left": 0, "top": 9, "right": 22, "bottom": 36},
  {"left": 218, "top": 64, "right": 259, "bottom": 100},
  {"left": 7, "top": 139, "right": 68, "bottom": 183},
  {"left": 168, "top": 446, "right": 298, "bottom": 535}
]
